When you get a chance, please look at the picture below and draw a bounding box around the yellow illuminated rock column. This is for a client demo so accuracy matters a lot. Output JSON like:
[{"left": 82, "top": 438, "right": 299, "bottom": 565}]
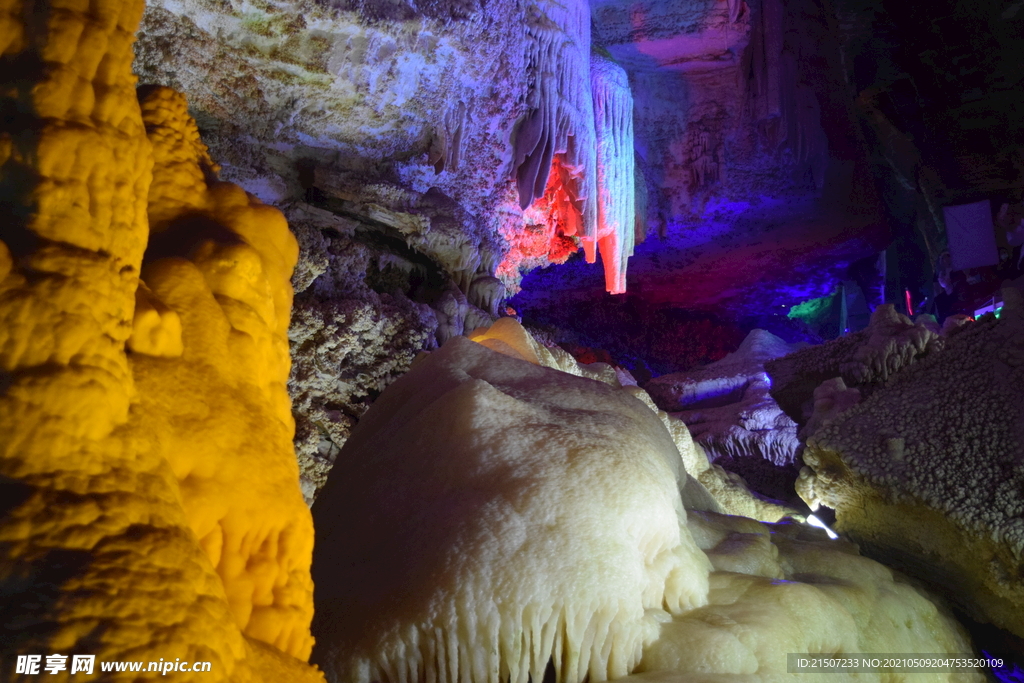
[
  {"left": 130, "top": 85, "right": 315, "bottom": 661},
  {"left": 0, "top": 0, "right": 319, "bottom": 679}
]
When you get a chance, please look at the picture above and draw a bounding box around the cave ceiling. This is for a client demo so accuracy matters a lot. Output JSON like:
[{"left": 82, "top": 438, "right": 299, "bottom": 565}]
[{"left": 131, "top": 0, "right": 1024, "bottom": 347}]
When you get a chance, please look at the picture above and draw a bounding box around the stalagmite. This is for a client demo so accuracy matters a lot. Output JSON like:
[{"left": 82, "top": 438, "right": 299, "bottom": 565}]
[
  {"left": 311, "top": 335, "right": 712, "bottom": 683},
  {"left": 136, "top": 85, "right": 317, "bottom": 661},
  {"left": 468, "top": 319, "right": 796, "bottom": 523},
  {"left": 0, "top": 2, "right": 320, "bottom": 677},
  {"left": 590, "top": 53, "right": 636, "bottom": 295},
  {"left": 310, "top": 322, "right": 985, "bottom": 683}
]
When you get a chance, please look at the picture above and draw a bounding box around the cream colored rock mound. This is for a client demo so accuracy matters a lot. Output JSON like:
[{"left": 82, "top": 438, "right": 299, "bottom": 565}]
[
  {"left": 310, "top": 326, "right": 983, "bottom": 683},
  {"left": 311, "top": 335, "right": 712, "bottom": 683},
  {"left": 641, "top": 512, "right": 981, "bottom": 682},
  {"left": 799, "top": 289, "right": 1024, "bottom": 639},
  {"left": 467, "top": 318, "right": 794, "bottom": 522}
]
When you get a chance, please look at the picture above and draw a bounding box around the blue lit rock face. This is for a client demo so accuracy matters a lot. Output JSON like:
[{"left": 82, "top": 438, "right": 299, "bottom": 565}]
[
  {"left": 513, "top": 192, "right": 886, "bottom": 333},
  {"left": 645, "top": 329, "right": 808, "bottom": 503}
]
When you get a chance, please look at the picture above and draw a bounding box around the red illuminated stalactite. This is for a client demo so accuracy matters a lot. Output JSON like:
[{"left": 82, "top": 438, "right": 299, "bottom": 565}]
[{"left": 498, "top": 154, "right": 585, "bottom": 277}]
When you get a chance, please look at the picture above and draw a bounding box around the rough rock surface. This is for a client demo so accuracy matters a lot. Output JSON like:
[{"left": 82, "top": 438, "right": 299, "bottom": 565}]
[
  {"left": 646, "top": 329, "right": 807, "bottom": 502},
  {"left": 286, "top": 202, "right": 444, "bottom": 501},
  {"left": 765, "top": 305, "right": 943, "bottom": 425},
  {"left": 799, "top": 288, "right": 1024, "bottom": 639},
  {"left": 0, "top": 0, "right": 320, "bottom": 677},
  {"left": 132, "top": 0, "right": 660, "bottom": 489},
  {"left": 133, "top": 0, "right": 528, "bottom": 234}
]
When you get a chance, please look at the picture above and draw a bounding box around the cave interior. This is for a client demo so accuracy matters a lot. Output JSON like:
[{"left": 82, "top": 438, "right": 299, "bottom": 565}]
[{"left": 1, "top": 0, "right": 1024, "bottom": 679}]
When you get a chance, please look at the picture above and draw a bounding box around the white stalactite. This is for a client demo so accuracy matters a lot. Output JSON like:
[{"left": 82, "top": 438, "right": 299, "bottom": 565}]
[
  {"left": 514, "top": 0, "right": 598, "bottom": 235},
  {"left": 590, "top": 53, "right": 636, "bottom": 295},
  {"left": 512, "top": 2, "right": 639, "bottom": 294}
]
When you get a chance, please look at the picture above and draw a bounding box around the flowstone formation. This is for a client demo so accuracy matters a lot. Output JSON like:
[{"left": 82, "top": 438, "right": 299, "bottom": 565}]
[
  {"left": 311, "top": 335, "right": 713, "bottom": 683},
  {"left": 466, "top": 318, "right": 793, "bottom": 521},
  {"left": 310, "top": 327, "right": 982, "bottom": 683},
  {"left": 0, "top": 1, "right": 320, "bottom": 677},
  {"left": 646, "top": 329, "right": 807, "bottom": 503},
  {"left": 796, "top": 289, "right": 1024, "bottom": 640},
  {"left": 641, "top": 512, "right": 980, "bottom": 679},
  {"left": 135, "top": 85, "right": 317, "bottom": 660}
]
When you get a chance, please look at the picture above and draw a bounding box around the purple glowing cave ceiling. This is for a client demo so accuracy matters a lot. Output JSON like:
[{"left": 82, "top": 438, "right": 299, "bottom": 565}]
[
  {"left": 514, "top": 0, "right": 889, "bottom": 319},
  {"left": 132, "top": 0, "right": 1023, "bottom": 337},
  {"left": 513, "top": 0, "right": 1022, "bottom": 331}
]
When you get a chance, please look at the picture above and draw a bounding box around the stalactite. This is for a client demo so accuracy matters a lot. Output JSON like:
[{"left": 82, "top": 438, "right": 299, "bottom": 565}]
[
  {"left": 430, "top": 101, "right": 468, "bottom": 174},
  {"left": 509, "top": 1, "right": 640, "bottom": 294},
  {"left": 512, "top": 0, "right": 597, "bottom": 241},
  {"left": 591, "top": 53, "right": 636, "bottom": 295}
]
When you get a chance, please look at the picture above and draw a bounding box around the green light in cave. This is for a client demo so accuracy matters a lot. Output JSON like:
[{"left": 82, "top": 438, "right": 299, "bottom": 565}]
[{"left": 787, "top": 289, "right": 838, "bottom": 325}]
